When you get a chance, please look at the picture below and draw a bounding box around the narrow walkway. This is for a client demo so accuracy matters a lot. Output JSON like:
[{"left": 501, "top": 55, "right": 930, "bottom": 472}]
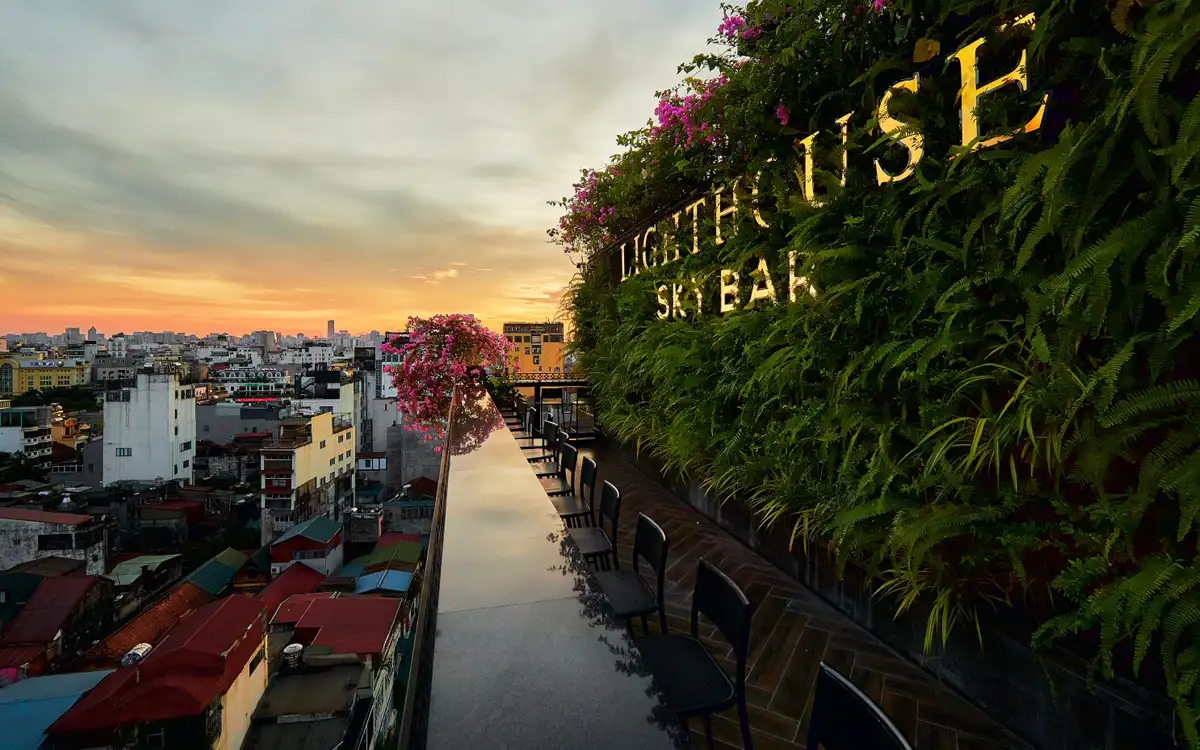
[{"left": 580, "top": 441, "right": 1029, "bottom": 750}]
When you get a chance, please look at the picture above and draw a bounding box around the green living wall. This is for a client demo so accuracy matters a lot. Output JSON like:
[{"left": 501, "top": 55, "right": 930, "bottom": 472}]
[{"left": 556, "top": 0, "right": 1200, "bottom": 741}]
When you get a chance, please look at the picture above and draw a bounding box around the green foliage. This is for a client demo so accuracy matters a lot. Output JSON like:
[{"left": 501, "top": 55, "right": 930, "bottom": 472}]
[
  {"left": 566, "top": 0, "right": 1200, "bottom": 740},
  {"left": 13, "top": 386, "right": 100, "bottom": 412}
]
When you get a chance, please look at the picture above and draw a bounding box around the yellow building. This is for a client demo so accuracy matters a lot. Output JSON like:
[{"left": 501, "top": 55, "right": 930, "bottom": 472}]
[
  {"left": 503, "top": 322, "right": 566, "bottom": 374},
  {"left": 0, "top": 356, "right": 91, "bottom": 395},
  {"left": 260, "top": 410, "right": 356, "bottom": 545}
]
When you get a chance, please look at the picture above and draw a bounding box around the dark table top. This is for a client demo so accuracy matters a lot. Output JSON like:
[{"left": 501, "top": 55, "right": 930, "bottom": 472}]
[{"left": 425, "top": 392, "right": 687, "bottom": 750}]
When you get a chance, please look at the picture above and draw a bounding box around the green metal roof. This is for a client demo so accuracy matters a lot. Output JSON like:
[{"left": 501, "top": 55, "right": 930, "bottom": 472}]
[
  {"left": 360, "top": 540, "right": 422, "bottom": 569},
  {"left": 273, "top": 516, "right": 342, "bottom": 545},
  {"left": 103, "top": 555, "right": 181, "bottom": 587},
  {"left": 184, "top": 547, "right": 248, "bottom": 596}
]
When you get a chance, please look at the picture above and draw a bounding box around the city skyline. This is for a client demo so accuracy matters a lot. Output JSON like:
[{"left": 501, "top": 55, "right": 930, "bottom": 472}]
[{"left": 0, "top": 0, "right": 724, "bottom": 333}]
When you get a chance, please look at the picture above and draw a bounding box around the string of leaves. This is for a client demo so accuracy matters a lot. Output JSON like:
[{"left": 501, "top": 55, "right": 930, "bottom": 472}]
[{"left": 563, "top": 0, "right": 1200, "bottom": 743}]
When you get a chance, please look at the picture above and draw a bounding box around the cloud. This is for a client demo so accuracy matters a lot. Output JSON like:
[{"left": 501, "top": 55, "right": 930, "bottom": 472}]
[{"left": 0, "top": 0, "right": 725, "bottom": 334}]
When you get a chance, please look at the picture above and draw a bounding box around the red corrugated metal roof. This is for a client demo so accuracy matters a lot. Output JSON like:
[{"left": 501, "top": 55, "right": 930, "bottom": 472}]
[
  {"left": 49, "top": 596, "right": 266, "bottom": 733},
  {"left": 85, "top": 582, "right": 213, "bottom": 663},
  {"left": 256, "top": 564, "right": 326, "bottom": 619},
  {"left": 277, "top": 594, "right": 399, "bottom": 656},
  {"left": 0, "top": 507, "right": 94, "bottom": 526},
  {"left": 271, "top": 592, "right": 334, "bottom": 626},
  {"left": 0, "top": 576, "right": 98, "bottom": 645},
  {"left": 0, "top": 644, "right": 45, "bottom": 668},
  {"left": 234, "top": 397, "right": 280, "bottom": 403}
]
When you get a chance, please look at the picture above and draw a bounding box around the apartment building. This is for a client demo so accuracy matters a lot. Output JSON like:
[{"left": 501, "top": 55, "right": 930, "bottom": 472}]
[
  {"left": 502, "top": 322, "right": 566, "bottom": 374},
  {"left": 102, "top": 366, "right": 197, "bottom": 485},
  {"left": 0, "top": 357, "right": 91, "bottom": 396},
  {"left": 0, "top": 405, "right": 52, "bottom": 468},
  {"left": 259, "top": 411, "right": 355, "bottom": 545},
  {"left": 0, "top": 507, "right": 109, "bottom": 575}
]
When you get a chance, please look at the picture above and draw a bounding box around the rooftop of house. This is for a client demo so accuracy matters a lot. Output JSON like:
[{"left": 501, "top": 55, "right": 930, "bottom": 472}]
[
  {"left": 257, "top": 563, "right": 326, "bottom": 618},
  {"left": 406, "top": 476, "right": 438, "bottom": 500},
  {"left": 273, "top": 516, "right": 342, "bottom": 546},
  {"left": 0, "top": 507, "right": 94, "bottom": 526},
  {"left": 0, "top": 669, "right": 114, "bottom": 750},
  {"left": 253, "top": 663, "right": 367, "bottom": 719},
  {"left": 184, "top": 547, "right": 247, "bottom": 596},
  {"left": 271, "top": 593, "right": 399, "bottom": 657},
  {"left": 353, "top": 569, "right": 411, "bottom": 595},
  {"left": 103, "top": 554, "right": 182, "bottom": 587},
  {"left": 84, "top": 581, "right": 212, "bottom": 664},
  {"left": 48, "top": 596, "right": 266, "bottom": 734},
  {"left": 8, "top": 556, "right": 86, "bottom": 578},
  {"left": 0, "top": 576, "right": 101, "bottom": 646},
  {"left": 355, "top": 539, "right": 422, "bottom": 572}
]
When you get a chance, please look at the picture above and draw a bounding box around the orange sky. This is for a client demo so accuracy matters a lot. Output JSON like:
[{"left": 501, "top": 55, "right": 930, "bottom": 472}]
[{"left": 0, "top": 1, "right": 721, "bottom": 337}]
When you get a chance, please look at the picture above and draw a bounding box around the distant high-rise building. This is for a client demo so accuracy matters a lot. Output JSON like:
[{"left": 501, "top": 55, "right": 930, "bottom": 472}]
[
  {"left": 327, "top": 320, "right": 335, "bottom": 339},
  {"left": 502, "top": 322, "right": 566, "bottom": 374},
  {"left": 86, "top": 326, "right": 98, "bottom": 342},
  {"left": 66, "top": 327, "right": 82, "bottom": 344}
]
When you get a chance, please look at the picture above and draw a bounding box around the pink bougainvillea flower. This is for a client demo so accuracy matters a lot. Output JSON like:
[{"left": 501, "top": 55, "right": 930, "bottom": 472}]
[
  {"left": 872, "top": 0, "right": 888, "bottom": 10},
  {"left": 775, "top": 103, "right": 790, "bottom": 127}
]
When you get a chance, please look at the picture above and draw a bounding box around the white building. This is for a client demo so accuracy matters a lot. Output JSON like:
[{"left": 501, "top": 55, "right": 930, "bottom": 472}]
[
  {"left": 0, "top": 405, "right": 52, "bottom": 468},
  {"left": 0, "top": 507, "right": 109, "bottom": 575},
  {"left": 277, "top": 343, "right": 335, "bottom": 367},
  {"left": 107, "top": 334, "right": 128, "bottom": 359},
  {"left": 102, "top": 366, "right": 197, "bottom": 485}
]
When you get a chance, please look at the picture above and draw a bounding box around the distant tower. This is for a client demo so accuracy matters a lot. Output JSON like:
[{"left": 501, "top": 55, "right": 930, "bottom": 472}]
[{"left": 327, "top": 320, "right": 335, "bottom": 339}]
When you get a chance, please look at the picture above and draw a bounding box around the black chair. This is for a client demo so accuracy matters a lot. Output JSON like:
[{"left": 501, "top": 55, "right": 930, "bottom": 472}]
[
  {"left": 512, "top": 405, "right": 538, "bottom": 440},
  {"left": 551, "top": 452, "right": 595, "bottom": 527},
  {"left": 538, "top": 438, "right": 575, "bottom": 497},
  {"left": 806, "top": 663, "right": 913, "bottom": 750},
  {"left": 527, "top": 419, "right": 560, "bottom": 469},
  {"left": 636, "top": 560, "right": 754, "bottom": 750},
  {"left": 595, "top": 513, "right": 668, "bottom": 634},
  {"left": 567, "top": 479, "right": 619, "bottom": 569}
]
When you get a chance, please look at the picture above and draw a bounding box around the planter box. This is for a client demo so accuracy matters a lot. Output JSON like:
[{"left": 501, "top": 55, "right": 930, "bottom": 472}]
[{"left": 608, "top": 438, "right": 1176, "bottom": 750}]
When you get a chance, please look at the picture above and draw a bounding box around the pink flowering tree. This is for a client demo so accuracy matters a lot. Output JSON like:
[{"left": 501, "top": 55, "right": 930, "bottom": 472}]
[{"left": 382, "top": 314, "right": 514, "bottom": 450}]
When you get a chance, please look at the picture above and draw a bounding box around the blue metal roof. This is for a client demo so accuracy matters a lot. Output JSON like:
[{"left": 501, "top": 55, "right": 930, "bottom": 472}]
[
  {"left": 354, "top": 570, "right": 412, "bottom": 594},
  {"left": 0, "top": 670, "right": 113, "bottom": 750}
]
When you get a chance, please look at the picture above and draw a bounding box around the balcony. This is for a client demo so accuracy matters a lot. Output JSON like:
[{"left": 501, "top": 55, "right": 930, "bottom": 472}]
[{"left": 395, "top": 390, "right": 1029, "bottom": 750}]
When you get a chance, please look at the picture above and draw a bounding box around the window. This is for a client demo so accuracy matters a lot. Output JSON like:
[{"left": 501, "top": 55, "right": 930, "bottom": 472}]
[
  {"left": 204, "top": 425, "right": 210, "bottom": 432},
  {"left": 145, "top": 724, "right": 167, "bottom": 750},
  {"left": 180, "top": 441, "right": 192, "bottom": 451},
  {"left": 174, "top": 426, "right": 178, "bottom": 435},
  {"left": 38, "top": 533, "right": 73, "bottom": 551},
  {"left": 533, "top": 356, "right": 540, "bottom": 365},
  {"left": 524, "top": 347, "right": 530, "bottom": 355},
  {"left": 320, "top": 440, "right": 326, "bottom": 449},
  {"left": 249, "top": 648, "right": 265, "bottom": 674},
  {"left": 532, "top": 346, "right": 541, "bottom": 354},
  {"left": 174, "top": 465, "right": 178, "bottom": 474},
  {"left": 329, "top": 457, "right": 335, "bottom": 466},
  {"left": 183, "top": 460, "right": 190, "bottom": 469},
  {"left": 116, "top": 447, "right": 132, "bottom": 457}
]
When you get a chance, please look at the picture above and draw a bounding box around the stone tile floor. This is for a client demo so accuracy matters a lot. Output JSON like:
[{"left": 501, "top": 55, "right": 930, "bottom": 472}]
[{"left": 567, "top": 439, "right": 1032, "bottom": 750}]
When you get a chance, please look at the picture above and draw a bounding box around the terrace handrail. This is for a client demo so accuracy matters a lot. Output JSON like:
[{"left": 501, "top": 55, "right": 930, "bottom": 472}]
[{"left": 395, "top": 392, "right": 455, "bottom": 750}]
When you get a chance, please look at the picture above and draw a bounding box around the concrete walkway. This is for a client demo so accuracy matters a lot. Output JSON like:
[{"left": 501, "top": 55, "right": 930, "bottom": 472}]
[{"left": 580, "top": 442, "right": 1030, "bottom": 750}]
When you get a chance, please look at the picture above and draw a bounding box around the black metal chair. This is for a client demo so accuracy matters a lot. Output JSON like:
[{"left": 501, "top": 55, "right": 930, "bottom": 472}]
[
  {"left": 805, "top": 663, "right": 912, "bottom": 749},
  {"left": 527, "top": 420, "right": 561, "bottom": 471},
  {"left": 636, "top": 559, "right": 754, "bottom": 750},
  {"left": 595, "top": 513, "right": 668, "bottom": 634},
  {"left": 551, "top": 452, "right": 595, "bottom": 527},
  {"left": 538, "top": 438, "right": 575, "bottom": 497},
  {"left": 567, "top": 479, "right": 619, "bottom": 569}
]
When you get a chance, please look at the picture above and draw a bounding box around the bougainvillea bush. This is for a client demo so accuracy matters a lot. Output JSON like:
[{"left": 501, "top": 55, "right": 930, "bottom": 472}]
[
  {"left": 383, "top": 314, "right": 513, "bottom": 449},
  {"left": 556, "top": 0, "right": 1200, "bottom": 740}
]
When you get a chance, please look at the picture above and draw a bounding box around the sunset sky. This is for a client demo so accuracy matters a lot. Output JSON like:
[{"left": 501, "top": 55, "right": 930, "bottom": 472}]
[{"left": 0, "top": 0, "right": 724, "bottom": 336}]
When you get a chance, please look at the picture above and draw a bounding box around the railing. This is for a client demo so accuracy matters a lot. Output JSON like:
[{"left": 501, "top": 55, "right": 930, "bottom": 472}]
[
  {"left": 396, "top": 395, "right": 453, "bottom": 750},
  {"left": 508, "top": 372, "right": 586, "bottom": 383},
  {"left": 263, "top": 436, "right": 311, "bottom": 450}
]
